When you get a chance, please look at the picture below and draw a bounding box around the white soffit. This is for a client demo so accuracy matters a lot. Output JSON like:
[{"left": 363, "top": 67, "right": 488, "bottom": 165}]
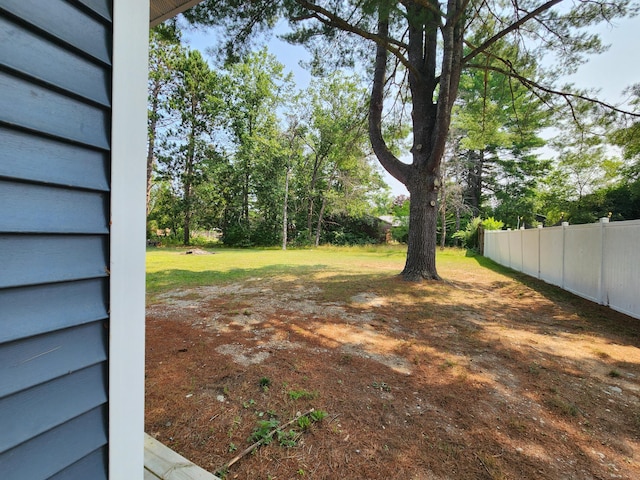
[{"left": 150, "top": 0, "right": 205, "bottom": 27}]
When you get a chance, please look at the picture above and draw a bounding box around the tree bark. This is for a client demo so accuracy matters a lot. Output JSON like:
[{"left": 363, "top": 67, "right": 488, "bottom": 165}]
[
  {"left": 440, "top": 174, "right": 447, "bottom": 249},
  {"left": 147, "top": 89, "right": 159, "bottom": 216},
  {"left": 402, "top": 172, "right": 441, "bottom": 280},
  {"left": 466, "top": 149, "right": 483, "bottom": 215},
  {"left": 314, "top": 196, "right": 326, "bottom": 247},
  {"left": 282, "top": 167, "right": 290, "bottom": 250}
]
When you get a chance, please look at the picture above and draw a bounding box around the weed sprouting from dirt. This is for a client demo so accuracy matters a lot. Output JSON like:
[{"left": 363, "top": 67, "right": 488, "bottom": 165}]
[{"left": 287, "top": 389, "right": 318, "bottom": 401}]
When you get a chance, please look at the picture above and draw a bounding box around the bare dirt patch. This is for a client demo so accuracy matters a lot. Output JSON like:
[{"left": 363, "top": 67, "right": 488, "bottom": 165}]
[{"left": 146, "top": 265, "right": 640, "bottom": 479}]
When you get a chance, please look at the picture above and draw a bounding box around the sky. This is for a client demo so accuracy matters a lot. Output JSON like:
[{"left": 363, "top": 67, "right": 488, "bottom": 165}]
[{"left": 182, "top": 11, "right": 640, "bottom": 197}]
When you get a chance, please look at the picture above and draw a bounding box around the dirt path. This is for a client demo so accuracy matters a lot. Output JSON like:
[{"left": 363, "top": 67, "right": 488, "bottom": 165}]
[{"left": 146, "top": 269, "right": 640, "bottom": 479}]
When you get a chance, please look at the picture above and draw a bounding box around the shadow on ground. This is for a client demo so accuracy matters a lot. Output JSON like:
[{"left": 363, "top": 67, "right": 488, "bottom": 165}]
[{"left": 145, "top": 255, "right": 640, "bottom": 479}]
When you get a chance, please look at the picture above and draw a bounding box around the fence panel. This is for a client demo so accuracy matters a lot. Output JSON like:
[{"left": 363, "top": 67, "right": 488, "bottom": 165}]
[
  {"left": 563, "top": 223, "right": 602, "bottom": 303},
  {"left": 508, "top": 230, "right": 523, "bottom": 271},
  {"left": 602, "top": 220, "right": 640, "bottom": 317},
  {"left": 521, "top": 229, "right": 540, "bottom": 278},
  {"left": 484, "top": 219, "right": 640, "bottom": 320},
  {"left": 539, "top": 227, "right": 564, "bottom": 287},
  {"left": 494, "top": 232, "right": 511, "bottom": 266}
]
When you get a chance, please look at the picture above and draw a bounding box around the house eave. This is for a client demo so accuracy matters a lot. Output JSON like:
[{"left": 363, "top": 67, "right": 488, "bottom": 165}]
[{"left": 150, "top": 0, "right": 204, "bottom": 27}]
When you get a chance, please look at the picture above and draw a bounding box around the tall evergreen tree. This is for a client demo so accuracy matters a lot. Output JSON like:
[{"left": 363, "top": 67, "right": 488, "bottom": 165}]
[
  {"left": 159, "top": 49, "right": 225, "bottom": 245},
  {"left": 147, "top": 24, "right": 184, "bottom": 216}
]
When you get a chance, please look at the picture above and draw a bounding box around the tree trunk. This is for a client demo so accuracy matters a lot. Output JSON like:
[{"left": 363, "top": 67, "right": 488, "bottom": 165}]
[
  {"left": 183, "top": 208, "right": 191, "bottom": 245},
  {"left": 466, "top": 150, "right": 484, "bottom": 215},
  {"left": 146, "top": 93, "right": 159, "bottom": 216},
  {"left": 439, "top": 174, "right": 447, "bottom": 250},
  {"left": 454, "top": 206, "right": 461, "bottom": 247},
  {"left": 282, "top": 167, "right": 290, "bottom": 250},
  {"left": 402, "top": 174, "right": 441, "bottom": 281},
  {"left": 307, "top": 154, "right": 322, "bottom": 243},
  {"left": 314, "top": 196, "right": 326, "bottom": 247}
]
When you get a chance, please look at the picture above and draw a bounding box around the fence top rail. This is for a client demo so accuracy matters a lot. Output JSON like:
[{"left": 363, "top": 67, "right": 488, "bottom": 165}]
[
  {"left": 484, "top": 218, "right": 640, "bottom": 235},
  {"left": 604, "top": 219, "right": 640, "bottom": 228}
]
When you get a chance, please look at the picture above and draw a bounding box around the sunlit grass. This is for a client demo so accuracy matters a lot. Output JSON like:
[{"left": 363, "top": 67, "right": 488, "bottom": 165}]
[{"left": 145, "top": 245, "right": 475, "bottom": 298}]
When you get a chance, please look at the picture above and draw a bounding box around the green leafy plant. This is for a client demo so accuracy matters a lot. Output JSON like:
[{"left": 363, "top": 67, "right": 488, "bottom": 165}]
[
  {"left": 276, "top": 429, "right": 298, "bottom": 447},
  {"left": 248, "top": 418, "right": 280, "bottom": 445},
  {"left": 288, "top": 389, "right": 317, "bottom": 401},
  {"left": 259, "top": 377, "right": 272, "bottom": 391},
  {"left": 310, "top": 410, "right": 327, "bottom": 422},
  {"left": 297, "top": 415, "right": 312, "bottom": 430},
  {"left": 452, "top": 217, "right": 483, "bottom": 249}
]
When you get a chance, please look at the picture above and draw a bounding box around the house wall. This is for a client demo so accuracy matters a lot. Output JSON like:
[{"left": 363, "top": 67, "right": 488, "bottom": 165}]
[
  {"left": 0, "top": 0, "right": 146, "bottom": 478},
  {"left": 0, "top": 0, "right": 111, "bottom": 475},
  {"left": 484, "top": 220, "right": 640, "bottom": 320}
]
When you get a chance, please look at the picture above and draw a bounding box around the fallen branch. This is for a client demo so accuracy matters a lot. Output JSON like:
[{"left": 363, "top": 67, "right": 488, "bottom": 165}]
[
  {"left": 216, "top": 408, "right": 316, "bottom": 476},
  {"left": 474, "top": 453, "right": 492, "bottom": 477}
]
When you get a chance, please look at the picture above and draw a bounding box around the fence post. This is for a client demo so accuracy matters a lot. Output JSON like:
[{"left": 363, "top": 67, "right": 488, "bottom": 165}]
[
  {"left": 561, "top": 222, "right": 569, "bottom": 289},
  {"left": 537, "top": 224, "right": 543, "bottom": 279},
  {"left": 520, "top": 226, "right": 524, "bottom": 273},
  {"left": 507, "top": 228, "right": 512, "bottom": 268},
  {"left": 599, "top": 217, "right": 609, "bottom": 305}
]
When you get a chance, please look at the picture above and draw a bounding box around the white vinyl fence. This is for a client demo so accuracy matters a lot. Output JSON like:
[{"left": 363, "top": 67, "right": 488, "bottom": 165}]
[{"left": 484, "top": 218, "right": 640, "bottom": 320}]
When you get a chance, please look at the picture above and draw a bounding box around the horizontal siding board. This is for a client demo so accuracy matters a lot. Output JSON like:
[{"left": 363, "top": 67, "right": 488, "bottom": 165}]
[
  {"left": 0, "top": 0, "right": 111, "bottom": 64},
  {"left": 73, "top": 0, "right": 112, "bottom": 22},
  {"left": 0, "top": 321, "right": 107, "bottom": 399},
  {"left": 0, "top": 279, "right": 108, "bottom": 344},
  {"left": 0, "top": 127, "right": 109, "bottom": 190},
  {"left": 49, "top": 446, "right": 108, "bottom": 480},
  {"left": 0, "top": 363, "right": 107, "bottom": 453},
  {"left": 0, "top": 71, "right": 110, "bottom": 150},
  {"left": 0, "top": 235, "right": 108, "bottom": 289},
  {"left": 0, "top": 406, "right": 107, "bottom": 480},
  {"left": 0, "top": 16, "right": 110, "bottom": 106},
  {"left": 0, "top": 180, "right": 109, "bottom": 234}
]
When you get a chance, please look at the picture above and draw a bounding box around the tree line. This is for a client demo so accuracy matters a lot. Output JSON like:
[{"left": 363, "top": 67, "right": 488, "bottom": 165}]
[
  {"left": 148, "top": 2, "right": 640, "bottom": 273},
  {"left": 147, "top": 24, "right": 388, "bottom": 247}
]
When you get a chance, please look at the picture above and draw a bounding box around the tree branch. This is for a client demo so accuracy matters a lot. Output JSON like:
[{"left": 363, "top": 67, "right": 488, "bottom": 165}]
[
  {"left": 462, "top": 0, "right": 563, "bottom": 65},
  {"left": 293, "top": 0, "right": 417, "bottom": 75},
  {"left": 466, "top": 61, "right": 640, "bottom": 118},
  {"left": 430, "top": 0, "right": 466, "bottom": 172},
  {"left": 369, "top": 10, "right": 410, "bottom": 185}
]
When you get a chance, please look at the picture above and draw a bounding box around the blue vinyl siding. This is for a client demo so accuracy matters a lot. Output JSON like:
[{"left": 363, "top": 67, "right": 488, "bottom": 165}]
[
  {"left": 1, "top": 0, "right": 111, "bottom": 64},
  {"left": 0, "top": 127, "right": 109, "bottom": 190},
  {"left": 0, "top": 180, "right": 109, "bottom": 233},
  {"left": 0, "top": 279, "right": 108, "bottom": 344},
  {"left": 1, "top": 407, "right": 109, "bottom": 479},
  {"left": 48, "top": 448, "right": 109, "bottom": 480},
  {"left": 0, "top": 71, "right": 110, "bottom": 149},
  {"left": 0, "top": 15, "right": 110, "bottom": 106},
  {"left": 0, "top": 0, "right": 112, "bottom": 478}
]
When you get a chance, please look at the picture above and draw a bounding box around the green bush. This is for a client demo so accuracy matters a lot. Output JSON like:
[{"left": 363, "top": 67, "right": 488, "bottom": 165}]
[{"left": 452, "top": 217, "right": 503, "bottom": 251}]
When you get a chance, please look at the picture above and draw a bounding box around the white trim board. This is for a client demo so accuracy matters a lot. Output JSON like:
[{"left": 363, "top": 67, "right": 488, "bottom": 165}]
[{"left": 110, "top": 0, "right": 150, "bottom": 477}]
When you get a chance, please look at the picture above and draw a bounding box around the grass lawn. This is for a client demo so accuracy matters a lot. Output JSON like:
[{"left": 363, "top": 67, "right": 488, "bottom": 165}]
[
  {"left": 145, "top": 245, "right": 640, "bottom": 479},
  {"left": 146, "top": 244, "right": 474, "bottom": 298}
]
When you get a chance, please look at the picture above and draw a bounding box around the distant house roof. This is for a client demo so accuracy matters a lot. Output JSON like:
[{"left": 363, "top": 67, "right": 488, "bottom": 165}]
[
  {"left": 378, "top": 215, "right": 403, "bottom": 227},
  {"left": 150, "top": 0, "right": 204, "bottom": 27}
]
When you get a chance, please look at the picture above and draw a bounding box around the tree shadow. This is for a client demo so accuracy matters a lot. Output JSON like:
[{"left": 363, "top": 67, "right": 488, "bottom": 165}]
[{"left": 463, "top": 253, "right": 640, "bottom": 348}]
